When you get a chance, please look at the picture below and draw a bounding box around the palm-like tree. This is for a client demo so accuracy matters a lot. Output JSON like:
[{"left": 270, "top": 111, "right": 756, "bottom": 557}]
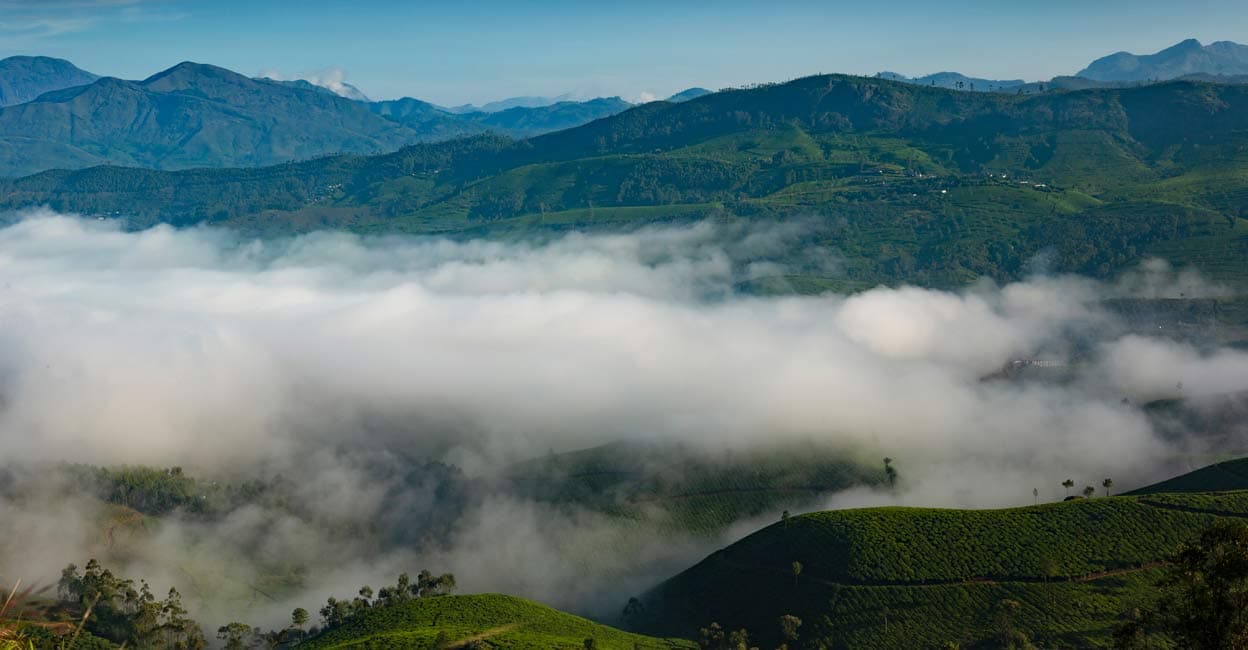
[
  {"left": 1062, "top": 479, "right": 1075, "bottom": 496},
  {"left": 1103, "top": 478, "right": 1114, "bottom": 497}
]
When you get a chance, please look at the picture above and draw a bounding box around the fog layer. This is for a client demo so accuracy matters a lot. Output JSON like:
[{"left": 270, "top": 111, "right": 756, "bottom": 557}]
[{"left": 1, "top": 210, "right": 1246, "bottom": 625}]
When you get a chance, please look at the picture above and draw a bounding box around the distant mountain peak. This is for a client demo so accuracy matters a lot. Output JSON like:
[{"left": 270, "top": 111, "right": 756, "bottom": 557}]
[
  {"left": 666, "top": 87, "right": 712, "bottom": 102},
  {"left": 874, "top": 70, "right": 1026, "bottom": 91},
  {"left": 0, "top": 56, "right": 98, "bottom": 107},
  {"left": 1078, "top": 38, "right": 1248, "bottom": 82}
]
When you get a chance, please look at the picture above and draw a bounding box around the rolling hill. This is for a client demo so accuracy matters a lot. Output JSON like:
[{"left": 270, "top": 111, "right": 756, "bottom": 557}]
[
  {"left": 5, "top": 73, "right": 1248, "bottom": 289},
  {"left": 299, "top": 594, "right": 695, "bottom": 649},
  {"left": 502, "top": 440, "right": 885, "bottom": 535},
  {"left": 636, "top": 490, "right": 1248, "bottom": 648},
  {"left": 1128, "top": 455, "right": 1248, "bottom": 495}
]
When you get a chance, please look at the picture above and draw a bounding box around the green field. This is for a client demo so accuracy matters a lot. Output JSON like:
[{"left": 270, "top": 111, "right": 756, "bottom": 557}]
[
  {"left": 638, "top": 490, "right": 1248, "bottom": 648},
  {"left": 299, "top": 594, "right": 695, "bottom": 650}
]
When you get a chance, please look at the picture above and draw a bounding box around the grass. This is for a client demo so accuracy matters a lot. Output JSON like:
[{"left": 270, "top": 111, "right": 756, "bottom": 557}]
[
  {"left": 639, "top": 490, "right": 1248, "bottom": 648},
  {"left": 299, "top": 594, "right": 695, "bottom": 650}
]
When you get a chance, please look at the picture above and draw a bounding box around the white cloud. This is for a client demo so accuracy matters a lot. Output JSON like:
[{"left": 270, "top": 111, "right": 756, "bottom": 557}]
[{"left": 0, "top": 210, "right": 1243, "bottom": 627}]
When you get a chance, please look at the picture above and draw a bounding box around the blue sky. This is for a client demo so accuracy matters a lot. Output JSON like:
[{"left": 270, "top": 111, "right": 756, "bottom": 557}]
[{"left": 1, "top": 0, "right": 1246, "bottom": 105}]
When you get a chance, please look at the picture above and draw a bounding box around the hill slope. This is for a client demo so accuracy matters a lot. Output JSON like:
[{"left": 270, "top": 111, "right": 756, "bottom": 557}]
[
  {"left": 1128, "top": 456, "right": 1248, "bottom": 495},
  {"left": 299, "top": 594, "right": 694, "bottom": 649},
  {"left": 0, "top": 62, "right": 429, "bottom": 175},
  {"left": 1080, "top": 38, "right": 1248, "bottom": 82},
  {"left": 5, "top": 73, "right": 1248, "bottom": 288},
  {"left": 503, "top": 440, "right": 884, "bottom": 534},
  {"left": 0, "top": 62, "right": 636, "bottom": 176},
  {"left": 638, "top": 492, "right": 1248, "bottom": 648},
  {"left": 0, "top": 56, "right": 97, "bottom": 107}
]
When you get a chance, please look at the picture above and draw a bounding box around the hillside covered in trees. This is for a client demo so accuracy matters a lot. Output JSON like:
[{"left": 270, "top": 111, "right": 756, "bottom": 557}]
[{"left": 5, "top": 74, "right": 1248, "bottom": 288}]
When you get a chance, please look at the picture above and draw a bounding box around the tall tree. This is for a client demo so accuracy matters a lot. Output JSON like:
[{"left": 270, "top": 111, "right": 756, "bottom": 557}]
[
  {"left": 1062, "top": 479, "right": 1075, "bottom": 496},
  {"left": 1116, "top": 521, "right": 1248, "bottom": 649},
  {"left": 1103, "top": 478, "right": 1114, "bottom": 497}
]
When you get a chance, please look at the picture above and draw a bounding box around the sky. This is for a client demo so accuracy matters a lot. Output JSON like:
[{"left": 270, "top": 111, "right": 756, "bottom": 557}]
[{"left": 0, "top": 0, "right": 1245, "bottom": 105}]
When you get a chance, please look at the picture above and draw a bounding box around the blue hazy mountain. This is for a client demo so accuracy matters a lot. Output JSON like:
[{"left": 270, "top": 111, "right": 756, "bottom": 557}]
[
  {"left": 1079, "top": 38, "right": 1248, "bottom": 82},
  {"left": 0, "top": 56, "right": 98, "bottom": 107}
]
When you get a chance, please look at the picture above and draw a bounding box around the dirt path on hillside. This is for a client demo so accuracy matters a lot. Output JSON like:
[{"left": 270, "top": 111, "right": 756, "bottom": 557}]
[{"left": 449, "top": 623, "right": 521, "bottom": 648}]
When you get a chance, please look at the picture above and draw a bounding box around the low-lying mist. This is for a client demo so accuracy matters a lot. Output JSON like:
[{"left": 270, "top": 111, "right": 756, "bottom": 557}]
[{"left": 1, "top": 209, "right": 1246, "bottom": 628}]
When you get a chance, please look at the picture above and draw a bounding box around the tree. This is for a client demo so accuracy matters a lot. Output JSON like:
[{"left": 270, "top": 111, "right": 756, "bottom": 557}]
[
  {"left": 1062, "top": 479, "right": 1074, "bottom": 496},
  {"left": 778, "top": 614, "right": 802, "bottom": 643},
  {"left": 584, "top": 638, "right": 596, "bottom": 649},
  {"left": 1033, "top": 487, "right": 1039, "bottom": 505},
  {"left": 1116, "top": 521, "right": 1248, "bottom": 648},
  {"left": 217, "top": 622, "right": 255, "bottom": 650},
  {"left": 791, "top": 561, "right": 803, "bottom": 587},
  {"left": 993, "top": 599, "right": 1036, "bottom": 649},
  {"left": 291, "top": 607, "right": 309, "bottom": 630},
  {"left": 622, "top": 597, "right": 646, "bottom": 625},
  {"left": 1104, "top": 478, "right": 1114, "bottom": 497},
  {"left": 1083, "top": 485, "right": 1096, "bottom": 499},
  {"left": 781, "top": 510, "right": 790, "bottom": 525},
  {"left": 699, "top": 623, "right": 726, "bottom": 650},
  {"left": 884, "top": 457, "right": 898, "bottom": 488}
]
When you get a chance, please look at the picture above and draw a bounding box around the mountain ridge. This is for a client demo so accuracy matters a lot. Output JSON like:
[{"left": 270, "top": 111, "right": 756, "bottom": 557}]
[
  {"left": 1080, "top": 38, "right": 1248, "bottom": 81},
  {"left": 0, "top": 56, "right": 98, "bottom": 107}
]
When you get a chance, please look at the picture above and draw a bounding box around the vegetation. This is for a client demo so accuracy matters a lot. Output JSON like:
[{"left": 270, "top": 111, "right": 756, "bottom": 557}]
[
  {"left": 1128, "top": 457, "right": 1248, "bottom": 495},
  {"left": 1114, "top": 520, "right": 1248, "bottom": 649},
  {"left": 5, "top": 73, "right": 1248, "bottom": 288},
  {"left": 501, "top": 440, "right": 885, "bottom": 535},
  {"left": 637, "top": 492, "right": 1248, "bottom": 648},
  {"left": 55, "top": 560, "right": 204, "bottom": 648},
  {"left": 298, "top": 594, "right": 694, "bottom": 649}
]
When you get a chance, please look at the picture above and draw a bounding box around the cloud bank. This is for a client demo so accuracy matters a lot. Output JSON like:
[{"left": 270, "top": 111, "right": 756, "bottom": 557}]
[{"left": 0, "top": 209, "right": 1246, "bottom": 627}]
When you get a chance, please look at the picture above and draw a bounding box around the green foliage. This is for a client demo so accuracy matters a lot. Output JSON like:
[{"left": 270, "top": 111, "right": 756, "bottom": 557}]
[
  {"left": 1128, "top": 457, "right": 1248, "bottom": 495},
  {"left": 502, "top": 440, "right": 884, "bottom": 535},
  {"left": 640, "top": 493, "right": 1248, "bottom": 648},
  {"left": 297, "top": 594, "right": 694, "bottom": 649},
  {"left": 4, "top": 75, "right": 1248, "bottom": 289},
  {"left": 56, "top": 560, "right": 204, "bottom": 649},
  {"left": 1115, "top": 521, "right": 1248, "bottom": 649}
]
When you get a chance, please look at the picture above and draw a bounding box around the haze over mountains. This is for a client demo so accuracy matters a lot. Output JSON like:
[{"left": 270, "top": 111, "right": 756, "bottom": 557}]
[
  {"left": 1080, "top": 38, "right": 1248, "bottom": 81},
  {"left": 0, "top": 56, "right": 724, "bottom": 177},
  {"left": 881, "top": 38, "right": 1248, "bottom": 92}
]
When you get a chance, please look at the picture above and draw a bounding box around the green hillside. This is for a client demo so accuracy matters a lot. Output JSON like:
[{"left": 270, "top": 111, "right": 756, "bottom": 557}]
[
  {"left": 1128, "top": 456, "right": 1248, "bottom": 495},
  {"left": 503, "top": 441, "right": 885, "bottom": 535},
  {"left": 0, "top": 63, "right": 633, "bottom": 177},
  {"left": 638, "top": 492, "right": 1248, "bottom": 649},
  {"left": 6, "top": 74, "right": 1248, "bottom": 288},
  {"left": 299, "top": 594, "right": 694, "bottom": 650}
]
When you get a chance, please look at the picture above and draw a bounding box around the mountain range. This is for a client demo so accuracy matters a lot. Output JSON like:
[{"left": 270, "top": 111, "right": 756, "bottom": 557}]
[
  {"left": 5, "top": 71, "right": 1247, "bottom": 290},
  {"left": 1080, "top": 38, "right": 1248, "bottom": 81},
  {"left": 0, "top": 56, "right": 726, "bottom": 176},
  {"left": 0, "top": 59, "right": 644, "bottom": 176},
  {"left": 875, "top": 71, "right": 1026, "bottom": 92},
  {"left": 880, "top": 38, "right": 1248, "bottom": 93},
  {"left": 2, "top": 39, "right": 1248, "bottom": 182}
]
